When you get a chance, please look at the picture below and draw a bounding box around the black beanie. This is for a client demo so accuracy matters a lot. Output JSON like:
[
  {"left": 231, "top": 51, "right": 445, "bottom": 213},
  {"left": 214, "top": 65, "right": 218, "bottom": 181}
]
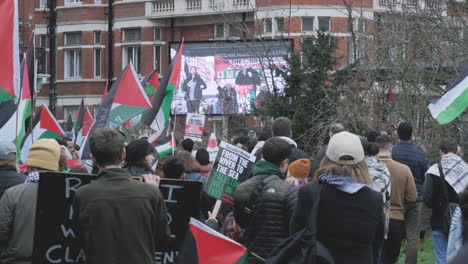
[
  {"left": 126, "top": 139, "right": 154, "bottom": 162},
  {"left": 195, "top": 149, "right": 210, "bottom": 166}
]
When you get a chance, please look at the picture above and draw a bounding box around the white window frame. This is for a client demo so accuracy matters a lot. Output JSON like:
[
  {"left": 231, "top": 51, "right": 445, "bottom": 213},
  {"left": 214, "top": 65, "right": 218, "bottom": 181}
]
[
  {"left": 64, "top": 32, "right": 82, "bottom": 46},
  {"left": 154, "top": 28, "right": 162, "bottom": 41},
  {"left": 64, "top": 106, "right": 79, "bottom": 122},
  {"left": 352, "top": 18, "right": 366, "bottom": 33},
  {"left": 154, "top": 45, "right": 161, "bottom": 72},
  {"left": 318, "top": 17, "right": 331, "bottom": 32},
  {"left": 122, "top": 45, "right": 141, "bottom": 74},
  {"left": 94, "top": 49, "right": 101, "bottom": 78},
  {"left": 123, "top": 28, "right": 141, "bottom": 42},
  {"left": 64, "top": 49, "right": 82, "bottom": 79},
  {"left": 276, "top": 17, "right": 284, "bottom": 33},
  {"left": 39, "top": 0, "right": 47, "bottom": 8},
  {"left": 214, "top": 24, "right": 224, "bottom": 39},
  {"left": 94, "top": 31, "right": 101, "bottom": 45},
  {"left": 65, "top": 0, "right": 82, "bottom": 6},
  {"left": 302, "top": 17, "right": 315, "bottom": 32},
  {"left": 264, "top": 18, "right": 273, "bottom": 34}
]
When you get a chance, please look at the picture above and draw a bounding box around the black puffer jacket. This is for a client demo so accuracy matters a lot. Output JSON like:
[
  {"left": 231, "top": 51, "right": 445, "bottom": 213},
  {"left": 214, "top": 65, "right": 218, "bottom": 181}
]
[
  {"left": 0, "top": 165, "right": 26, "bottom": 199},
  {"left": 233, "top": 160, "right": 297, "bottom": 263}
]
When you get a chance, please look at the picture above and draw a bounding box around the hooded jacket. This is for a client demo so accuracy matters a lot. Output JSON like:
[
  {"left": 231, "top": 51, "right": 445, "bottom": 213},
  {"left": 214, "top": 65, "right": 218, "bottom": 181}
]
[
  {"left": 233, "top": 160, "right": 297, "bottom": 263},
  {"left": 291, "top": 177, "right": 384, "bottom": 264}
]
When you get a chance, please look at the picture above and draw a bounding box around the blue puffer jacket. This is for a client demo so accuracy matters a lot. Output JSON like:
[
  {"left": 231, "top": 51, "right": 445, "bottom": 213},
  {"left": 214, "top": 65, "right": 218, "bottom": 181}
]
[{"left": 392, "top": 141, "right": 429, "bottom": 200}]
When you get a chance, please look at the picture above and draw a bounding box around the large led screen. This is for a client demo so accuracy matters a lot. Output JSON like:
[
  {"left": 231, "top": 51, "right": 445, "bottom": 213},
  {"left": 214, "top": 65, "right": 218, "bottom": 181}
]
[{"left": 170, "top": 40, "right": 290, "bottom": 115}]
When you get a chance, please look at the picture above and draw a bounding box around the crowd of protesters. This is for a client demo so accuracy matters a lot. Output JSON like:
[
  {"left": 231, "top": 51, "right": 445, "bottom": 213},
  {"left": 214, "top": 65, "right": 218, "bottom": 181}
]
[{"left": 0, "top": 117, "right": 467, "bottom": 264}]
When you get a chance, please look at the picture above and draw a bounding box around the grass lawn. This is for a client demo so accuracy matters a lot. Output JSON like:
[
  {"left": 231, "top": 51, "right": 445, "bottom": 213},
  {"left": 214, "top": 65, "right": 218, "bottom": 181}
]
[{"left": 397, "top": 238, "right": 436, "bottom": 264}]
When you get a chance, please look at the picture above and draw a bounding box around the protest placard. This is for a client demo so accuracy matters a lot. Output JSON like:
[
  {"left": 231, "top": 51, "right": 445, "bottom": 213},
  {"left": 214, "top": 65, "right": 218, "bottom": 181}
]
[
  {"left": 33, "top": 173, "right": 202, "bottom": 264},
  {"left": 205, "top": 141, "right": 256, "bottom": 205},
  {"left": 33, "top": 172, "right": 95, "bottom": 264},
  {"left": 184, "top": 113, "right": 205, "bottom": 142},
  {"left": 155, "top": 179, "right": 202, "bottom": 264}
]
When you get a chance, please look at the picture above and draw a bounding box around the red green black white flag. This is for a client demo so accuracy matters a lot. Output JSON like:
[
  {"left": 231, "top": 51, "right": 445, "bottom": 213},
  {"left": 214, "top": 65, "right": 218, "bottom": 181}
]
[{"left": 177, "top": 218, "right": 247, "bottom": 264}]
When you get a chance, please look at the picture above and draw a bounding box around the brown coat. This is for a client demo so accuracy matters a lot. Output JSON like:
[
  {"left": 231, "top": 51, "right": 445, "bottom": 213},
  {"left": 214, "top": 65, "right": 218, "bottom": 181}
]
[{"left": 378, "top": 155, "right": 417, "bottom": 220}]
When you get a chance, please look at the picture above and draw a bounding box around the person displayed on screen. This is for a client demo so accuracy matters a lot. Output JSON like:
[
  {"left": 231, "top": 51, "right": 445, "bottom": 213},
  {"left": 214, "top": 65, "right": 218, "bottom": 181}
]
[
  {"left": 235, "top": 59, "right": 261, "bottom": 107},
  {"left": 183, "top": 66, "right": 207, "bottom": 114}
]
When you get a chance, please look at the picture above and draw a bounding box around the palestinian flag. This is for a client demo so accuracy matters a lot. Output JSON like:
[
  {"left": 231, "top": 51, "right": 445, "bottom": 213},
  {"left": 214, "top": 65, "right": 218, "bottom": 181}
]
[
  {"left": 80, "top": 63, "right": 151, "bottom": 159},
  {"left": 429, "top": 65, "right": 468, "bottom": 124},
  {"left": 207, "top": 132, "right": 219, "bottom": 162},
  {"left": 0, "top": 54, "right": 33, "bottom": 153},
  {"left": 141, "top": 69, "right": 159, "bottom": 97},
  {"left": 20, "top": 105, "right": 65, "bottom": 162},
  {"left": 0, "top": 0, "right": 20, "bottom": 103},
  {"left": 73, "top": 98, "right": 85, "bottom": 141},
  {"left": 177, "top": 218, "right": 247, "bottom": 264},
  {"left": 75, "top": 107, "right": 94, "bottom": 150},
  {"left": 148, "top": 126, "right": 176, "bottom": 159},
  {"left": 142, "top": 40, "right": 184, "bottom": 140}
]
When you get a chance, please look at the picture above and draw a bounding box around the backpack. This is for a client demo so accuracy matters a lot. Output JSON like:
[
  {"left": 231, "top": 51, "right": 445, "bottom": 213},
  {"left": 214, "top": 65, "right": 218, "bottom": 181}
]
[{"left": 266, "top": 183, "right": 334, "bottom": 264}]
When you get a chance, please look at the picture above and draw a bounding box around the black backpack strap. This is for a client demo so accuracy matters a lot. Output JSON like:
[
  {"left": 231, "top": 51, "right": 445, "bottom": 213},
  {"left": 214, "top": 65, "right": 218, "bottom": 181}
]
[
  {"left": 306, "top": 183, "right": 323, "bottom": 248},
  {"left": 244, "top": 175, "right": 279, "bottom": 215},
  {"left": 438, "top": 162, "right": 450, "bottom": 205}
]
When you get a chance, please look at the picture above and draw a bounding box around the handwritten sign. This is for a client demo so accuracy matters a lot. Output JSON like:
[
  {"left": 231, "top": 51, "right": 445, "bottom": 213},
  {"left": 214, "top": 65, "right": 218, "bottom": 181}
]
[
  {"left": 184, "top": 113, "right": 205, "bottom": 142},
  {"left": 32, "top": 173, "right": 202, "bottom": 264},
  {"left": 33, "top": 172, "right": 94, "bottom": 264},
  {"left": 154, "top": 179, "right": 202, "bottom": 264},
  {"left": 205, "top": 141, "right": 256, "bottom": 204}
]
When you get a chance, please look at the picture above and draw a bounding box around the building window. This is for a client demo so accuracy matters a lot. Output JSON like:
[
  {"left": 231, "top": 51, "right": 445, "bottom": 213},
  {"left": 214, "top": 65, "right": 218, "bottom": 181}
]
[
  {"left": 302, "top": 17, "right": 314, "bottom": 32},
  {"left": 64, "top": 106, "right": 79, "bottom": 121},
  {"left": 94, "top": 49, "right": 101, "bottom": 78},
  {"left": 123, "top": 28, "right": 141, "bottom": 42},
  {"left": 276, "top": 18, "right": 284, "bottom": 33},
  {"left": 264, "top": 18, "right": 272, "bottom": 34},
  {"left": 154, "top": 28, "right": 162, "bottom": 41},
  {"left": 39, "top": 35, "right": 46, "bottom": 48},
  {"left": 40, "top": 0, "right": 47, "bottom": 8},
  {"left": 65, "top": 0, "right": 82, "bottom": 5},
  {"left": 122, "top": 46, "right": 141, "bottom": 73},
  {"left": 64, "top": 32, "right": 82, "bottom": 46},
  {"left": 95, "top": 0, "right": 101, "bottom": 3},
  {"left": 154, "top": 45, "right": 161, "bottom": 72},
  {"left": 37, "top": 35, "right": 47, "bottom": 74},
  {"left": 318, "top": 17, "right": 330, "bottom": 32},
  {"left": 215, "top": 24, "right": 224, "bottom": 39},
  {"left": 228, "top": 24, "right": 237, "bottom": 38},
  {"left": 94, "top": 32, "right": 101, "bottom": 44},
  {"left": 64, "top": 49, "right": 82, "bottom": 78},
  {"left": 352, "top": 18, "right": 365, "bottom": 33}
]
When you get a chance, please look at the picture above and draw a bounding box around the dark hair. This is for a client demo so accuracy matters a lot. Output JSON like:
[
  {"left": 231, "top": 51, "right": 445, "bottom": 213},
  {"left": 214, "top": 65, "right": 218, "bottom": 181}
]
[
  {"left": 397, "top": 122, "right": 412, "bottom": 141},
  {"left": 359, "top": 137, "right": 376, "bottom": 156},
  {"left": 375, "top": 135, "right": 394, "bottom": 150},
  {"left": 233, "top": 135, "right": 250, "bottom": 146},
  {"left": 163, "top": 157, "right": 185, "bottom": 179},
  {"left": 257, "top": 131, "right": 272, "bottom": 142},
  {"left": 195, "top": 149, "right": 210, "bottom": 166},
  {"left": 272, "top": 117, "right": 292, "bottom": 137},
  {"left": 124, "top": 139, "right": 155, "bottom": 171},
  {"left": 246, "top": 138, "right": 258, "bottom": 153},
  {"left": 440, "top": 137, "right": 458, "bottom": 154},
  {"left": 89, "top": 128, "right": 124, "bottom": 167},
  {"left": 262, "top": 138, "right": 291, "bottom": 167},
  {"left": 329, "top": 123, "right": 345, "bottom": 135},
  {"left": 56, "top": 136, "right": 71, "bottom": 146},
  {"left": 181, "top": 138, "right": 194, "bottom": 152},
  {"left": 174, "top": 150, "right": 200, "bottom": 173},
  {"left": 366, "top": 130, "right": 381, "bottom": 143}
]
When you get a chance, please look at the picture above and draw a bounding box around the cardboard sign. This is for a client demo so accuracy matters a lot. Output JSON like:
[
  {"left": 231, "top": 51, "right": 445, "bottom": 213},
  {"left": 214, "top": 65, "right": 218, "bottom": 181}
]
[
  {"left": 33, "top": 172, "right": 95, "bottom": 264},
  {"left": 154, "top": 179, "right": 202, "bottom": 264},
  {"left": 184, "top": 113, "right": 205, "bottom": 142},
  {"left": 205, "top": 141, "right": 256, "bottom": 204},
  {"left": 33, "top": 172, "right": 202, "bottom": 264}
]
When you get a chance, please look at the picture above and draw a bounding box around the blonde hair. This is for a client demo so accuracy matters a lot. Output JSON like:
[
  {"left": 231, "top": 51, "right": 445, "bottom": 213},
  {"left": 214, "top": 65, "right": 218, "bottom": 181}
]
[{"left": 315, "top": 156, "right": 372, "bottom": 184}]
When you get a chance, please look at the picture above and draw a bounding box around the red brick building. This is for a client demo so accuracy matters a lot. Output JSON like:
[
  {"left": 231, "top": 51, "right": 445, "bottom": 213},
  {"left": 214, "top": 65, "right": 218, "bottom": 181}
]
[{"left": 16, "top": 0, "right": 384, "bottom": 121}]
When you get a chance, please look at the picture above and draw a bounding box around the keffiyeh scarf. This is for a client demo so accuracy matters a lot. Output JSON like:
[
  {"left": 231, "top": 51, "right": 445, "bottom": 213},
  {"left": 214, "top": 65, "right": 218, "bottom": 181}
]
[
  {"left": 318, "top": 174, "right": 366, "bottom": 194},
  {"left": 25, "top": 171, "right": 40, "bottom": 183},
  {"left": 426, "top": 154, "right": 468, "bottom": 194}
]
